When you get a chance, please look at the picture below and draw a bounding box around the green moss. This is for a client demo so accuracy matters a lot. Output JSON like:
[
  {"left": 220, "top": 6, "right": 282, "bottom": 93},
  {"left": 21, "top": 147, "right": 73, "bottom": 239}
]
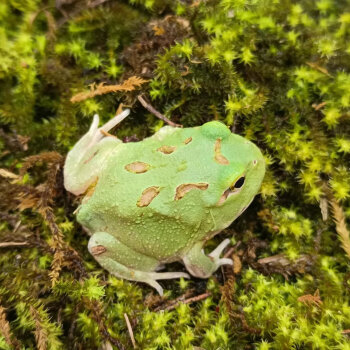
[{"left": 1, "top": 0, "right": 350, "bottom": 348}]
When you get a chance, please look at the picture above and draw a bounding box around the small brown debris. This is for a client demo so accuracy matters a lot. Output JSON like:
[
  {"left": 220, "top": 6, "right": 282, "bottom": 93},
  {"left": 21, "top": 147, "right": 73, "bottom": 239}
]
[
  {"left": 184, "top": 137, "right": 192, "bottom": 144},
  {"left": 157, "top": 145, "right": 176, "bottom": 154},
  {"left": 175, "top": 183, "right": 208, "bottom": 200},
  {"left": 125, "top": 162, "right": 150, "bottom": 174},
  {"left": 137, "top": 186, "right": 160, "bottom": 207},
  {"left": 152, "top": 25, "right": 165, "bottom": 36},
  {"left": 312, "top": 101, "right": 327, "bottom": 110},
  {"left": 214, "top": 139, "right": 229, "bottom": 165},
  {"left": 298, "top": 289, "right": 322, "bottom": 307},
  {"left": 232, "top": 254, "right": 242, "bottom": 274},
  {"left": 90, "top": 245, "right": 107, "bottom": 256}
]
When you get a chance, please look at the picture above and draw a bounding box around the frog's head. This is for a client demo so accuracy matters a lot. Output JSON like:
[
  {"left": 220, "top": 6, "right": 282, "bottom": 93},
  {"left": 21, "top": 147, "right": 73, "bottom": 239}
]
[{"left": 200, "top": 121, "right": 265, "bottom": 227}]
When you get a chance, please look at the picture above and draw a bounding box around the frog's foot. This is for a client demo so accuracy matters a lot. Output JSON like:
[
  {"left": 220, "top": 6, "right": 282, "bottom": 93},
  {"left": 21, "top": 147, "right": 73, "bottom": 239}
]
[
  {"left": 88, "top": 232, "right": 189, "bottom": 296},
  {"left": 64, "top": 109, "right": 130, "bottom": 195},
  {"left": 183, "top": 239, "right": 232, "bottom": 278},
  {"left": 144, "top": 272, "right": 190, "bottom": 295},
  {"left": 87, "top": 109, "right": 130, "bottom": 147}
]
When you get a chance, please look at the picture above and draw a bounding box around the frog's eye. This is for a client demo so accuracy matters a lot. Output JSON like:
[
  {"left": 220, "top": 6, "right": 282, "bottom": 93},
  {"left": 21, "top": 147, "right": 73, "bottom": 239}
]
[{"left": 229, "top": 176, "right": 245, "bottom": 192}]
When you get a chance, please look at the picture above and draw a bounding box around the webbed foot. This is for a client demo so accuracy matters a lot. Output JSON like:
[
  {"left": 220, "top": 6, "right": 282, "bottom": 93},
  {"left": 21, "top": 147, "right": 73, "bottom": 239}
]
[{"left": 183, "top": 239, "right": 232, "bottom": 278}]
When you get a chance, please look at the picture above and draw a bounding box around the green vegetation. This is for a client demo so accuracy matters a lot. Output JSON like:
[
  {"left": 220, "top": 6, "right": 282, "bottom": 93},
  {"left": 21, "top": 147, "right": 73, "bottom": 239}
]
[{"left": 1, "top": 0, "right": 350, "bottom": 348}]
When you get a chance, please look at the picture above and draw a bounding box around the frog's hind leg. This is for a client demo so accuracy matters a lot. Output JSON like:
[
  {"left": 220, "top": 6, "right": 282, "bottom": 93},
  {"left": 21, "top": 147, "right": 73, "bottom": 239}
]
[
  {"left": 88, "top": 232, "right": 189, "bottom": 295},
  {"left": 64, "top": 109, "right": 130, "bottom": 195}
]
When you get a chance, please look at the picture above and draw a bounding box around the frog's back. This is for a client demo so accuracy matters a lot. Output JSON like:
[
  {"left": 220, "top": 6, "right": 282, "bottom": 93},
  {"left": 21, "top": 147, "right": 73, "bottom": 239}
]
[{"left": 77, "top": 121, "right": 257, "bottom": 260}]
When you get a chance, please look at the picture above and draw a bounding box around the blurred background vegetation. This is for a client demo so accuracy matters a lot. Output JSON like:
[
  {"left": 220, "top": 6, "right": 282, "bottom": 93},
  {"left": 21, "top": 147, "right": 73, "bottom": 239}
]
[{"left": 1, "top": 0, "right": 350, "bottom": 348}]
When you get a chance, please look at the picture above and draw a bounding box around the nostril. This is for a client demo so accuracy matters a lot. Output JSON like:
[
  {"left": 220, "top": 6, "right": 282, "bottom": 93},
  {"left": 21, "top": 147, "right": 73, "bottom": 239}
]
[{"left": 253, "top": 160, "right": 258, "bottom": 166}]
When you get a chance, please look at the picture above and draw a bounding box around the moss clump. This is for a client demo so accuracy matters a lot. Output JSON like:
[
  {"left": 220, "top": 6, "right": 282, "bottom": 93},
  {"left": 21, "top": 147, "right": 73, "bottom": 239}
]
[{"left": 1, "top": 0, "right": 350, "bottom": 349}]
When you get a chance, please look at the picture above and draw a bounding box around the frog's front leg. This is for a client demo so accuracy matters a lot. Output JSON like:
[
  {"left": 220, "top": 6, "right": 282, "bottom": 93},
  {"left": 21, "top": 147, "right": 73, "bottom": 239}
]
[
  {"left": 88, "top": 232, "right": 189, "bottom": 296},
  {"left": 183, "top": 239, "right": 233, "bottom": 278},
  {"left": 64, "top": 109, "right": 130, "bottom": 195}
]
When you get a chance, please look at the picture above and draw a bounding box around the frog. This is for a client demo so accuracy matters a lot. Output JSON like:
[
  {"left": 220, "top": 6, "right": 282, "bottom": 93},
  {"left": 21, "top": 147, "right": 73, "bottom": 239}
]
[{"left": 64, "top": 109, "right": 265, "bottom": 295}]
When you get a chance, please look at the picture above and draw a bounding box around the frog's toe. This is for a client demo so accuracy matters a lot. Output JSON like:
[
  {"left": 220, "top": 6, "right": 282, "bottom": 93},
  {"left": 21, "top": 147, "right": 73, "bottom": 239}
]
[
  {"left": 143, "top": 278, "right": 164, "bottom": 296},
  {"left": 215, "top": 258, "right": 233, "bottom": 267},
  {"left": 149, "top": 271, "right": 190, "bottom": 280},
  {"left": 208, "top": 238, "right": 231, "bottom": 259},
  {"left": 135, "top": 272, "right": 189, "bottom": 296}
]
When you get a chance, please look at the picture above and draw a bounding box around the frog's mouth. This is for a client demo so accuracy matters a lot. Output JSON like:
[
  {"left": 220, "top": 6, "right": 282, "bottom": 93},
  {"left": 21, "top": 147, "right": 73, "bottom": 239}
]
[{"left": 217, "top": 175, "right": 245, "bottom": 205}]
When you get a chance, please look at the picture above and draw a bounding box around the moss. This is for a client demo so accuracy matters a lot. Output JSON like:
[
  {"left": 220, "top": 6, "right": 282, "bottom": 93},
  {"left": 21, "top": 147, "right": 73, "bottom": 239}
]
[{"left": 1, "top": 0, "right": 350, "bottom": 348}]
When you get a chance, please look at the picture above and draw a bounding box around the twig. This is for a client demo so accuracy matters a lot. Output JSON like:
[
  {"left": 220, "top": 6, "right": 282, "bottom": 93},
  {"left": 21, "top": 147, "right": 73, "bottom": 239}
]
[
  {"left": 313, "top": 101, "right": 327, "bottom": 111},
  {"left": 156, "top": 292, "right": 211, "bottom": 312},
  {"left": 124, "top": 314, "right": 136, "bottom": 349},
  {"left": 152, "top": 289, "right": 194, "bottom": 312},
  {"left": 137, "top": 95, "right": 182, "bottom": 128},
  {"left": 0, "top": 242, "right": 29, "bottom": 248}
]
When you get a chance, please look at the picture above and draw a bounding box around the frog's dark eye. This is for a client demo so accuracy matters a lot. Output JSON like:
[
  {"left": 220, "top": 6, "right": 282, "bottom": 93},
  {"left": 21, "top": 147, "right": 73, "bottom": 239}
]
[{"left": 230, "top": 176, "right": 245, "bottom": 191}]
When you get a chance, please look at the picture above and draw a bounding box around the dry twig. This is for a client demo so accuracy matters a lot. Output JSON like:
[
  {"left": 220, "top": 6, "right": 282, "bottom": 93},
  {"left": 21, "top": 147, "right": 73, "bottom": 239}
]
[
  {"left": 124, "top": 313, "right": 136, "bottom": 349},
  {"left": 137, "top": 95, "right": 182, "bottom": 128},
  {"left": 0, "top": 241, "right": 29, "bottom": 248},
  {"left": 155, "top": 291, "right": 211, "bottom": 312}
]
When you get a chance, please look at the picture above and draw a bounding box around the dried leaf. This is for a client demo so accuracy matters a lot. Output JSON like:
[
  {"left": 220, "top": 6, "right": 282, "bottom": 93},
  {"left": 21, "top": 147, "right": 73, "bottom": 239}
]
[
  {"left": 298, "top": 289, "right": 323, "bottom": 307},
  {"left": 232, "top": 254, "right": 242, "bottom": 274},
  {"left": 71, "top": 76, "right": 149, "bottom": 103}
]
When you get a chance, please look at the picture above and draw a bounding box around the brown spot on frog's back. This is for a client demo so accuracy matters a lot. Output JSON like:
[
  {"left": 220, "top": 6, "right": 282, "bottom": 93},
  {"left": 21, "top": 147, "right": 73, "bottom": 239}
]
[
  {"left": 184, "top": 137, "right": 192, "bottom": 144},
  {"left": 91, "top": 245, "right": 107, "bottom": 256},
  {"left": 125, "top": 162, "right": 150, "bottom": 173},
  {"left": 214, "top": 138, "right": 229, "bottom": 165},
  {"left": 175, "top": 183, "right": 209, "bottom": 200},
  {"left": 137, "top": 186, "right": 160, "bottom": 207},
  {"left": 157, "top": 145, "right": 176, "bottom": 154}
]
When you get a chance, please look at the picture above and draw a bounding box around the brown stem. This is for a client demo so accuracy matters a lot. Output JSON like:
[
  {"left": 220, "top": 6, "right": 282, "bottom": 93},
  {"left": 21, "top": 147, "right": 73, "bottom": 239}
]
[
  {"left": 0, "top": 242, "right": 29, "bottom": 248},
  {"left": 155, "top": 292, "right": 211, "bottom": 312},
  {"left": 137, "top": 95, "right": 182, "bottom": 128}
]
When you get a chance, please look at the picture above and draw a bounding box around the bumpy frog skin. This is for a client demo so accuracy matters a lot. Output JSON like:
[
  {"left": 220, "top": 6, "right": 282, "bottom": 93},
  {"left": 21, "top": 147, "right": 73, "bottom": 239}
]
[{"left": 64, "top": 109, "right": 265, "bottom": 295}]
